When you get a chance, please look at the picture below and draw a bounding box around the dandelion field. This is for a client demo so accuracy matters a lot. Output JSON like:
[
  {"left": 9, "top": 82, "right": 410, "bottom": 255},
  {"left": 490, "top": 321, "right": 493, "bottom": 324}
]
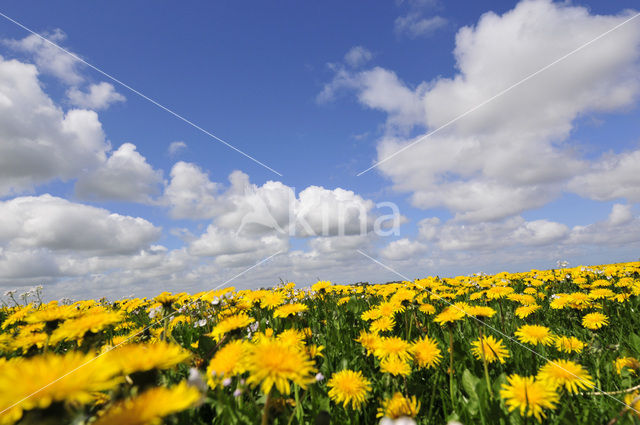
[{"left": 2, "top": 262, "right": 640, "bottom": 424}]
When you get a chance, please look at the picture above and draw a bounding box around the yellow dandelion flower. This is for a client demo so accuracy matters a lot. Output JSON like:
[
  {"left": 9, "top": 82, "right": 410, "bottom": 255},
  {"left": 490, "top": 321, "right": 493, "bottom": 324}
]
[
  {"left": 610, "top": 293, "right": 630, "bottom": 303},
  {"left": 208, "top": 313, "right": 255, "bottom": 341},
  {"left": 376, "top": 392, "right": 420, "bottom": 419},
  {"left": 418, "top": 303, "right": 435, "bottom": 315},
  {"left": 500, "top": 374, "right": 558, "bottom": 422},
  {"left": 471, "top": 335, "right": 510, "bottom": 364},
  {"left": 411, "top": 336, "right": 442, "bottom": 369},
  {"left": 337, "top": 296, "right": 351, "bottom": 305},
  {"left": 370, "top": 316, "right": 395, "bottom": 334},
  {"left": 305, "top": 344, "right": 324, "bottom": 358},
  {"left": 553, "top": 336, "right": 584, "bottom": 354},
  {"left": 24, "top": 305, "right": 79, "bottom": 327},
  {"left": 105, "top": 342, "right": 190, "bottom": 375},
  {"left": 567, "top": 292, "right": 592, "bottom": 310},
  {"left": 537, "top": 359, "right": 594, "bottom": 394},
  {"left": 152, "top": 291, "right": 178, "bottom": 309},
  {"left": 260, "top": 291, "right": 286, "bottom": 309},
  {"left": 327, "top": 370, "right": 371, "bottom": 409},
  {"left": 588, "top": 288, "right": 615, "bottom": 300},
  {"left": 467, "top": 305, "right": 496, "bottom": 318},
  {"left": 93, "top": 381, "right": 200, "bottom": 425},
  {"left": 244, "top": 337, "right": 316, "bottom": 395},
  {"left": 377, "top": 301, "right": 405, "bottom": 316},
  {"left": 515, "top": 304, "right": 541, "bottom": 318},
  {"left": 582, "top": 312, "right": 609, "bottom": 330},
  {"left": 624, "top": 392, "right": 640, "bottom": 419},
  {"left": 433, "top": 306, "right": 466, "bottom": 326},
  {"left": 373, "top": 336, "right": 412, "bottom": 361},
  {"left": 361, "top": 308, "right": 381, "bottom": 321},
  {"left": 311, "top": 281, "right": 332, "bottom": 292},
  {"left": 1, "top": 304, "right": 33, "bottom": 329},
  {"left": 485, "top": 286, "right": 514, "bottom": 300},
  {"left": 120, "top": 298, "right": 147, "bottom": 313},
  {"left": 11, "top": 330, "right": 49, "bottom": 352},
  {"left": 356, "top": 331, "right": 380, "bottom": 356},
  {"left": 514, "top": 325, "right": 555, "bottom": 346},
  {"left": 277, "top": 329, "right": 307, "bottom": 347},
  {"left": 50, "top": 310, "right": 123, "bottom": 344},
  {"left": 615, "top": 357, "right": 640, "bottom": 375},
  {"left": 380, "top": 356, "right": 411, "bottom": 376},
  {"left": 549, "top": 294, "right": 571, "bottom": 310},
  {"left": 206, "top": 340, "right": 249, "bottom": 387},
  {"left": 0, "top": 352, "right": 121, "bottom": 424}
]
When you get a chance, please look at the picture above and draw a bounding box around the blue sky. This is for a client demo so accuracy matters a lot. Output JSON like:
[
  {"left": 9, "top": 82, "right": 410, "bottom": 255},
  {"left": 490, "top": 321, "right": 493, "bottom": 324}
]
[{"left": 0, "top": 0, "right": 639, "bottom": 300}]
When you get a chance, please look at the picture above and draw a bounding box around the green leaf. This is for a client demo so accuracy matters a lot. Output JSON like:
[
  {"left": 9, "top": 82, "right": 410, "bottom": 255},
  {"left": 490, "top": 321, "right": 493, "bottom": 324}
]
[
  {"left": 462, "top": 369, "right": 480, "bottom": 401},
  {"left": 629, "top": 333, "right": 640, "bottom": 355}
]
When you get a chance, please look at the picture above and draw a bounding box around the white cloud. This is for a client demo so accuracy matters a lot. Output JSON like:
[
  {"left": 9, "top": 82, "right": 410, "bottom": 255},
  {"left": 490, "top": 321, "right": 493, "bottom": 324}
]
[
  {"left": 67, "top": 82, "right": 125, "bottom": 110},
  {"left": 0, "top": 55, "right": 109, "bottom": 196},
  {"left": 295, "top": 186, "right": 375, "bottom": 237},
  {"left": 318, "top": 65, "right": 427, "bottom": 132},
  {"left": 344, "top": 46, "right": 372, "bottom": 68},
  {"left": 608, "top": 203, "right": 633, "bottom": 226},
  {"left": 395, "top": 14, "right": 447, "bottom": 38},
  {"left": 168, "top": 141, "right": 187, "bottom": 156},
  {"left": 0, "top": 195, "right": 160, "bottom": 255},
  {"left": 215, "top": 171, "right": 294, "bottom": 235},
  {"left": 567, "top": 150, "right": 640, "bottom": 202},
  {"left": 381, "top": 238, "right": 427, "bottom": 260},
  {"left": 3, "top": 29, "right": 84, "bottom": 85},
  {"left": 308, "top": 234, "right": 372, "bottom": 255},
  {"left": 75, "top": 143, "right": 163, "bottom": 203},
  {"left": 417, "top": 215, "right": 569, "bottom": 251},
  {"left": 163, "top": 162, "right": 222, "bottom": 219},
  {"left": 163, "top": 165, "right": 380, "bottom": 237},
  {"left": 324, "top": 0, "right": 640, "bottom": 221},
  {"left": 568, "top": 204, "right": 640, "bottom": 246},
  {"left": 189, "top": 225, "right": 288, "bottom": 262}
]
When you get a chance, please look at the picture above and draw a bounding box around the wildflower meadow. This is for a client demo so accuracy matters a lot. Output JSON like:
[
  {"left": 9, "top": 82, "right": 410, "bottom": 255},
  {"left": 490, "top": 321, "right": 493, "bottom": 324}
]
[{"left": 1, "top": 261, "right": 640, "bottom": 424}]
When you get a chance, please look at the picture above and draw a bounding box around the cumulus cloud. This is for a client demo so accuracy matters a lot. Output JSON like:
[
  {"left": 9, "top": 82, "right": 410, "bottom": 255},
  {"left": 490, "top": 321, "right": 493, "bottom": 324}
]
[
  {"left": 381, "top": 238, "right": 428, "bottom": 260},
  {"left": 0, "top": 55, "right": 109, "bottom": 196},
  {"left": 168, "top": 141, "right": 187, "bottom": 156},
  {"left": 607, "top": 203, "right": 633, "bottom": 226},
  {"left": 163, "top": 162, "right": 223, "bottom": 219},
  {"left": 344, "top": 46, "right": 372, "bottom": 68},
  {"left": 568, "top": 204, "right": 640, "bottom": 246},
  {"left": 568, "top": 150, "right": 640, "bottom": 202},
  {"left": 3, "top": 29, "right": 84, "bottom": 85},
  {"left": 67, "top": 82, "right": 125, "bottom": 110},
  {"left": 416, "top": 215, "right": 570, "bottom": 251},
  {"left": 0, "top": 195, "right": 160, "bottom": 255},
  {"left": 75, "top": 143, "right": 163, "bottom": 203},
  {"left": 0, "top": 195, "right": 173, "bottom": 292},
  {"left": 318, "top": 66, "right": 427, "bottom": 132},
  {"left": 163, "top": 164, "right": 380, "bottom": 237},
  {"left": 189, "top": 225, "right": 288, "bottom": 269},
  {"left": 395, "top": 14, "right": 447, "bottom": 38},
  {"left": 323, "top": 0, "right": 640, "bottom": 222}
]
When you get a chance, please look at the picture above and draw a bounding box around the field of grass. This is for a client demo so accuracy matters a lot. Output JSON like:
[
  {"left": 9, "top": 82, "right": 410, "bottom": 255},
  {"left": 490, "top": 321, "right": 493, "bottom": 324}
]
[{"left": 1, "top": 261, "right": 640, "bottom": 424}]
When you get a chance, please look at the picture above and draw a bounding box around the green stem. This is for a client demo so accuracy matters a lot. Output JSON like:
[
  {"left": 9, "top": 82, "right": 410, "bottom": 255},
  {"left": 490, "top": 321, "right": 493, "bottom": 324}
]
[
  {"left": 262, "top": 390, "right": 272, "bottom": 425},
  {"left": 498, "top": 299, "right": 505, "bottom": 330},
  {"left": 427, "top": 371, "right": 440, "bottom": 420},
  {"left": 449, "top": 325, "right": 455, "bottom": 407},
  {"left": 478, "top": 326, "right": 494, "bottom": 399},
  {"left": 162, "top": 313, "right": 169, "bottom": 342}
]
